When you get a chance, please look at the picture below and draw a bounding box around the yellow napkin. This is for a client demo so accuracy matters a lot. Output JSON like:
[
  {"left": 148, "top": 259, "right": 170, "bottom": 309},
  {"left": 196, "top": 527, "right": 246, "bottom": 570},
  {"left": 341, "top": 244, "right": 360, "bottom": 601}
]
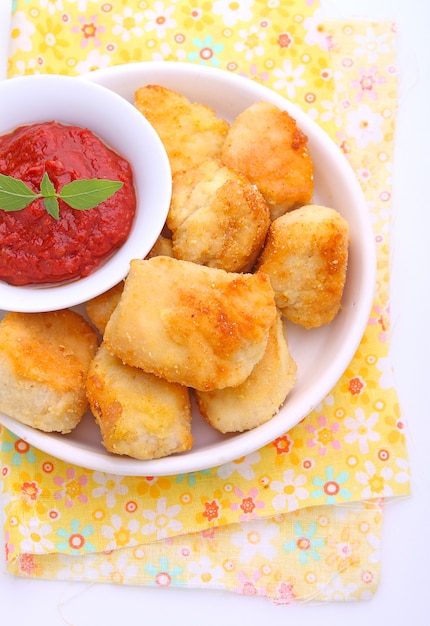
[{"left": 1, "top": 1, "right": 410, "bottom": 602}]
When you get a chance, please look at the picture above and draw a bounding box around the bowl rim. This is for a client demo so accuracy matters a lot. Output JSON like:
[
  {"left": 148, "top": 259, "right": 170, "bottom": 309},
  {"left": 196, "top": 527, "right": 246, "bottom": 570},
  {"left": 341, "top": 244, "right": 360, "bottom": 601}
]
[{"left": 0, "top": 63, "right": 376, "bottom": 476}]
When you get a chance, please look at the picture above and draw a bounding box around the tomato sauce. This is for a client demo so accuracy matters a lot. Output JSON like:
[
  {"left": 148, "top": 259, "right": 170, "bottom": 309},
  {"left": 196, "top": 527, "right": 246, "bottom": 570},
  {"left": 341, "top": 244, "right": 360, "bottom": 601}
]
[{"left": 0, "top": 121, "right": 136, "bottom": 286}]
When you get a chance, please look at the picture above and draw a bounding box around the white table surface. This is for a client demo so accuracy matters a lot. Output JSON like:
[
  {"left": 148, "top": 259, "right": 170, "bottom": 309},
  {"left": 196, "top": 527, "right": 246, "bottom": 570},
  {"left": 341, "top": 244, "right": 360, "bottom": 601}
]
[{"left": 1, "top": 1, "right": 429, "bottom": 624}]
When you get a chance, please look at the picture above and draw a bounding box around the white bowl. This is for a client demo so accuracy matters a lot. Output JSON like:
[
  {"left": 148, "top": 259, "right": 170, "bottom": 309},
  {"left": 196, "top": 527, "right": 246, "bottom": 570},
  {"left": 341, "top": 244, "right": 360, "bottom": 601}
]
[
  {"left": 0, "top": 74, "right": 171, "bottom": 312},
  {"left": 0, "top": 63, "right": 376, "bottom": 476}
]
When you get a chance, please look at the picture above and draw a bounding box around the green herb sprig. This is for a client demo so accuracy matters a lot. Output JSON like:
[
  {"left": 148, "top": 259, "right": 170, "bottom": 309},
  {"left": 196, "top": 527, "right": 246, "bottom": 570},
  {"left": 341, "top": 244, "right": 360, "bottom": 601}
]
[{"left": 0, "top": 172, "right": 124, "bottom": 220}]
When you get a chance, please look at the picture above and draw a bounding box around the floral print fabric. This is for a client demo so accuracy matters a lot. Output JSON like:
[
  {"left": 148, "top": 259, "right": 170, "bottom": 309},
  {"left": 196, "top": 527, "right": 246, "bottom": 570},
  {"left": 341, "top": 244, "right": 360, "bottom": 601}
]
[{"left": 1, "top": 0, "right": 409, "bottom": 603}]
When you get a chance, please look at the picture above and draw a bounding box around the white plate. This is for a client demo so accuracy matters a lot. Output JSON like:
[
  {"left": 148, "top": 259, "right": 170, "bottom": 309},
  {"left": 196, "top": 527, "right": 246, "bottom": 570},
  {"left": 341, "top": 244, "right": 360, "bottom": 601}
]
[{"left": 0, "top": 62, "right": 375, "bottom": 476}]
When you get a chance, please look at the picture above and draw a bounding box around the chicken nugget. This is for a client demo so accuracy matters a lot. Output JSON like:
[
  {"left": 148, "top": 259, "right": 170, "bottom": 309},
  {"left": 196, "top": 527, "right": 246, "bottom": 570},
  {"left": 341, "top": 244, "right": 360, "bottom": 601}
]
[
  {"left": 85, "top": 236, "right": 174, "bottom": 335},
  {"left": 256, "top": 205, "right": 350, "bottom": 329},
  {"left": 86, "top": 282, "right": 124, "bottom": 335},
  {"left": 145, "top": 234, "right": 174, "bottom": 259},
  {"left": 221, "top": 101, "right": 314, "bottom": 219},
  {"left": 86, "top": 344, "right": 192, "bottom": 460},
  {"left": 168, "top": 158, "right": 270, "bottom": 272},
  {"left": 0, "top": 310, "right": 99, "bottom": 433},
  {"left": 195, "top": 312, "right": 297, "bottom": 433},
  {"left": 104, "top": 256, "right": 277, "bottom": 391},
  {"left": 135, "top": 84, "right": 230, "bottom": 175}
]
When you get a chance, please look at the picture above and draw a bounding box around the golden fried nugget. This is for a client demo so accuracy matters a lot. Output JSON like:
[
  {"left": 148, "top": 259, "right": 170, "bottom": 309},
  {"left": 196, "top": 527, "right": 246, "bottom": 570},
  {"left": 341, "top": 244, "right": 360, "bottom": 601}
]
[
  {"left": 168, "top": 158, "right": 270, "bottom": 272},
  {"left": 85, "top": 237, "right": 174, "bottom": 335},
  {"left": 104, "top": 256, "right": 277, "bottom": 391},
  {"left": 195, "top": 312, "right": 297, "bottom": 433},
  {"left": 86, "top": 344, "right": 192, "bottom": 460},
  {"left": 86, "top": 282, "right": 124, "bottom": 335},
  {"left": 145, "top": 234, "right": 174, "bottom": 259},
  {"left": 221, "top": 101, "right": 314, "bottom": 219},
  {"left": 135, "top": 84, "right": 230, "bottom": 175},
  {"left": 0, "top": 310, "right": 99, "bottom": 433},
  {"left": 256, "top": 205, "right": 350, "bottom": 329}
]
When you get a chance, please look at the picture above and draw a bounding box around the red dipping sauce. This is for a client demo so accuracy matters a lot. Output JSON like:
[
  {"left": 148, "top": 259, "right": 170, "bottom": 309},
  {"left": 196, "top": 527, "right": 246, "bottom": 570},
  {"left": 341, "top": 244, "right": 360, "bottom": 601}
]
[{"left": 0, "top": 121, "right": 136, "bottom": 286}]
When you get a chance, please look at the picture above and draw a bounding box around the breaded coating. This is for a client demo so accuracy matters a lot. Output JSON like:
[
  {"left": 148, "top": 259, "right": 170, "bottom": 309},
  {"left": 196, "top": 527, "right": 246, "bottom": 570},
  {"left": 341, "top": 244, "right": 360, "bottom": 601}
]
[
  {"left": 168, "top": 158, "right": 270, "bottom": 272},
  {"left": 86, "top": 282, "right": 124, "bottom": 335},
  {"left": 85, "top": 237, "right": 174, "bottom": 335},
  {"left": 256, "top": 205, "right": 350, "bottom": 329},
  {"left": 195, "top": 312, "right": 297, "bottom": 433},
  {"left": 104, "top": 256, "right": 277, "bottom": 391},
  {"left": 221, "top": 101, "right": 314, "bottom": 220},
  {"left": 86, "top": 344, "right": 193, "bottom": 460},
  {"left": 135, "top": 84, "right": 230, "bottom": 175},
  {"left": 0, "top": 310, "right": 99, "bottom": 433},
  {"left": 145, "top": 234, "right": 174, "bottom": 259}
]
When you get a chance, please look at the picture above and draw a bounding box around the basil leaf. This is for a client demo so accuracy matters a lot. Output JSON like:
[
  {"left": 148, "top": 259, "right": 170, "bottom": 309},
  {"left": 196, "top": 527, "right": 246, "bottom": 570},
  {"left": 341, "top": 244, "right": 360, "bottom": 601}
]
[
  {"left": 0, "top": 173, "right": 38, "bottom": 212},
  {"left": 0, "top": 173, "right": 124, "bottom": 219},
  {"left": 43, "top": 195, "right": 60, "bottom": 220},
  {"left": 40, "top": 171, "right": 56, "bottom": 198},
  {"left": 58, "top": 179, "right": 124, "bottom": 210}
]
